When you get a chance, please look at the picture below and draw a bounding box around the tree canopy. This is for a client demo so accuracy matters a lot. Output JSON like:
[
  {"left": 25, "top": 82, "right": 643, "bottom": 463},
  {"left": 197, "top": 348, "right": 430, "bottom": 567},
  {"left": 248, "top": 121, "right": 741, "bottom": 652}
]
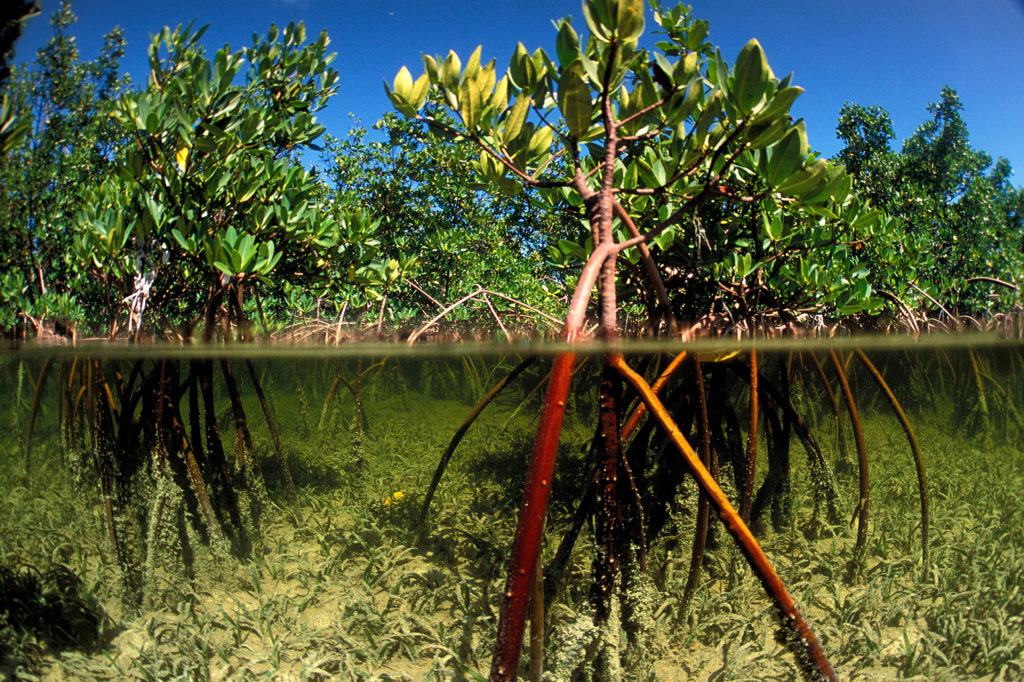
[
  {"left": 0, "top": 0, "right": 1021, "bottom": 340},
  {"left": 386, "top": 0, "right": 890, "bottom": 337},
  {"left": 836, "top": 87, "right": 1024, "bottom": 322}
]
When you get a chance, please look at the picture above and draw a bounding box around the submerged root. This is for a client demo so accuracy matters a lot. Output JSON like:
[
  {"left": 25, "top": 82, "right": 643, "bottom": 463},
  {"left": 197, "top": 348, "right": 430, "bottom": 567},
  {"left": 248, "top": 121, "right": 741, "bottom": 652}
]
[
  {"left": 143, "top": 456, "right": 189, "bottom": 609},
  {"left": 542, "top": 562, "right": 661, "bottom": 681}
]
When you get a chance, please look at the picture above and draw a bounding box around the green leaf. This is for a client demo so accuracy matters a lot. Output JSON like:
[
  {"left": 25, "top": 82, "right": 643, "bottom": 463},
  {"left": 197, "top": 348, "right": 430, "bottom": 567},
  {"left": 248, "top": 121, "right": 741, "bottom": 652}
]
[
  {"left": 409, "top": 73, "right": 431, "bottom": 110},
  {"left": 557, "top": 239, "right": 587, "bottom": 261},
  {"left": 491, "top": 75, "right": 509, "bottom": 111},
  {"left": 616, "top": 0, "right": 645, "bottom": 41},
  {"left": 650, "top": 158, "right": 666, "bottom": 186},
  {"left": 143, "top": 193, "right": 165, "bottom": 228},
  {"left": 801, "top": 166, "right": 852, "bottom": 204},
  {"left": 256, "top": 242, "right": 282, "bottom": 274},
  {"left": 746, "top": 117, "right": 789, "bottom": 149},
  {"left": 653, "top": 52, "right": 673, "bottom": 81},
  {"left": 392, "top": 66, "right": 413, "bottom": 101},
  {"left": 238, "top": 234, "right": 255, "bottom": 263},
  {"left": 421, "top": 54, "right": 439, "bottom": 82},
  {"left": 711, "top": 48, "right": 729, "bottom": 95},
  {"left": 503, "top": 93, "right": 531, "bottom": 144},
  {"left": 775, "top": 157, "right": 827, "bottom": 196},
  {"left": 752, "top": 86, "right": 803, "bottom": 124},
  {"left": 579, "top": 52, "right": 601, "bottom": 85},
  {"left": 381, "top": 80, "right": 398, "bottom": 106},
  {"left": 459, "top": 73, "right": 484, "bottom": 129},
  {"left": 508, "top": 42, "right": 532, "bottom": 89},
  {"left": 441, "top": 50, "right": 462, "bottom": 91},
  {"left": 463, "top": 45, "right": 483, "bottom": 80},
  {"left": 495, "top": 176, "right": 523, "bottom": 196},
  {"left": 732, "top": 39, "right": 768, "bottom": 114},
  {"left": 528, "top": 125, "right": 554, "bottom": 157},
  {"left": 637, "top": 69, "right": 659, "bottom": 108},
  {"left": 582, "top": 1, "right": 610, "bottom": 42},
  {"left": 235, "top": 179, "right": 258, "bottom": 203},
  {"left": 693, "top": 91, "right": 722, "bottom": 144},
  {"left": 673, "top": 51, "right": 698, "bottom": 84},
  {"left": 672, "top": 79, "right": 702, "bottom": 124},
  {"left": 479, "top": 62, "right": 497, "bottom": 101},
  {"left": 558, "top": 63, "right": 593, "bottom": 139},
  {"left": 686, "top": 20, "right": 709, "bottom": 51},
  {"left": 555, "top": 20, "right": 581, "bottom": 68},
  {"left": 765, "top": 120, "right": 809, "bottom": 185},
  {"left": 762, "top": 212, "right": 784, "bottom": 241},
  {"left": 651, "top": 228, "right": 675, "bottom": 251},
  {"left": 529, "top": 48, "right": 550, "bottom": 91},
  {"left": 170, "top": 228, "right": 190, "bottom": 252}
]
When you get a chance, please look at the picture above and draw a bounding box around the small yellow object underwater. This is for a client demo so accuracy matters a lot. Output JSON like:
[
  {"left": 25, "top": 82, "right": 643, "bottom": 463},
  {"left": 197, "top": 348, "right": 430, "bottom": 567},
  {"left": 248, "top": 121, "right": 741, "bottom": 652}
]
[{"left": 383, "top": 491, "right": 404, "bottom": 506}]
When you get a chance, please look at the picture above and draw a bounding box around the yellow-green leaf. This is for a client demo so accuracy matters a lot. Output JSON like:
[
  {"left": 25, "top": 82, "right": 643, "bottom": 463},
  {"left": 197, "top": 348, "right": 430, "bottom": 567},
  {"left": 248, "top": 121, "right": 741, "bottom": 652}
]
[
  {"left": 479, "top": 61, "right": 496, "bottom": 100},
  {"left": 459, "top": 74, "right": 484, "bottom": 128},
  {"left": 528, "top": 125, "right": 554, "bottom": 157},
  {"left": 410, "top": 73, "right": 430, "bottom": 110},
  {"left": 441, "top": 50, "right": 461, "bottom": 91},
  {"left": 503, "top": 93, "right": 531, "bottom": 145},
  {"left": 616, "top": 0, "right": 645, "bottom": 41},
  {"left": 421, "top": 54, "right": 439, "bottom": 83},
  {"left": 558, "top": 63, "right": 593, "bottom": 139},
  {"left": 464, "top": 45, "right": 483, "bottom": 81},
  {"left": 732, "top": 39, "right": 768, "bottom": 114},
  {"left": 393, "top": 66, "right": 413, "bottom": 101},
  {"left": 673, "top": 51, "right": 698, "bottom": 84},
  {"left": 491, "top": 75, "right": 509, "bottom": 112},
  {"left": 509, "top": 42, "right": 532, "bottom": 88}
]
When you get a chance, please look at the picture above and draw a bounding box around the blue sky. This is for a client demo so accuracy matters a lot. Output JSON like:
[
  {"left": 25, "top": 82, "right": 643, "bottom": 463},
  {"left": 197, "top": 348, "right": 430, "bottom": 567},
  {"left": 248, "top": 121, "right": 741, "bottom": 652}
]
[{"left": 14, "top": 0, "right": 1024, "bottom": 180}]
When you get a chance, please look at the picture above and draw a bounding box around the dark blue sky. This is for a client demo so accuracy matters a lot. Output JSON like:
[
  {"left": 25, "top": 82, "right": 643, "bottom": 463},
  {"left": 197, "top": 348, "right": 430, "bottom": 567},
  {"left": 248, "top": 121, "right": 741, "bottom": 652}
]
[{"left": 14, "top": 0, "right": 1024, "bottom": 179}]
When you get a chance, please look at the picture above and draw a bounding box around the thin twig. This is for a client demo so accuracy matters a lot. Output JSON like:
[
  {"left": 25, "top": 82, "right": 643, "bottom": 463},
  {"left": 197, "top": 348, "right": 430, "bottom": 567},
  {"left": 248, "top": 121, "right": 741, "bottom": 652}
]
[
  {"left": 408, "top": 287, "right": 484, "bottom": 343},
  {"left": 481, "top": 289, "right": 564, "bottom": 327},
  {"left": 877, "top": 289, "right": 920, "bottom": 335},
  {"left": 965, "top": 275, "right": 1019, "bottom": 291},
  {"left": 909, "top": 282, "right": 956, "bottom": 322},
  {"left": 612, "top": 199, "right": 676, "bottom": 331},
  {"left": 482, "top": 292, "right": 511, "bottom": 340},
  {"left": 406, "top": 278, "right": 445, "bottom": 309}
]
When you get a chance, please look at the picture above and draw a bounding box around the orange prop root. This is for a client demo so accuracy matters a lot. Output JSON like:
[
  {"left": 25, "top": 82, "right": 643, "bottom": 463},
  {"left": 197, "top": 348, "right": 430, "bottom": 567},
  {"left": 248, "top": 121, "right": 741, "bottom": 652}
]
[{"left": 610, "top": 353, "right": 837, "bottom": 681}]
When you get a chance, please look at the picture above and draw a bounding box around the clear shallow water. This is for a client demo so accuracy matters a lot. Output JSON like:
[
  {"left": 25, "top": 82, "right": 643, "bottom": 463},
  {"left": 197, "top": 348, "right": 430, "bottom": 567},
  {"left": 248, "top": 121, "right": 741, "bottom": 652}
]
[{"left": 2, "top": 340, "right": 1023, "bottom": 679}]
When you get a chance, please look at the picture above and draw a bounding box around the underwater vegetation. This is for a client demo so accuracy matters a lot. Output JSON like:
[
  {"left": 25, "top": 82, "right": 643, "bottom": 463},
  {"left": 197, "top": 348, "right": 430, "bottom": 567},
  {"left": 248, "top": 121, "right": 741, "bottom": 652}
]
[
  {"left": 1, "top": 344, "right": 1023, "bottom": 680},
  {"left": 0, "top": 561, "right": 110, "bottom": 666}
]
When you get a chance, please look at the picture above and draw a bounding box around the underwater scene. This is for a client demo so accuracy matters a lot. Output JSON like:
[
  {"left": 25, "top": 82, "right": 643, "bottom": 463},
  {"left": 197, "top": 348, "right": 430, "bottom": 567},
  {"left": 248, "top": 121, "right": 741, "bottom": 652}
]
[{"left": 1, "top": 341, "right": 1023, "bottom": 681}]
